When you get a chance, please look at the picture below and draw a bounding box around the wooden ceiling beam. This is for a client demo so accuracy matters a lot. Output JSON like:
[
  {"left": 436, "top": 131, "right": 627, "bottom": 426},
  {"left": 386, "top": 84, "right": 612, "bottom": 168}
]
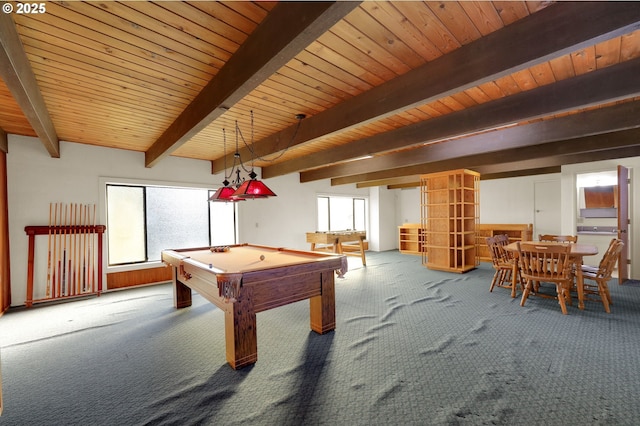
[
  {"left": 363, "top": 135, "right": 640, "bottom": 188},
  {"left": 0, "top": 14, "right": 59, "bottom": 157},
  {"left": 386, "top": 182, "right": 422, "bottom": 190},
  {"left": 456, "top": 129, "right": 640, "bottom": 177},
  {"left": 259, "top": 2, "right": 640, "bottom": 178},
  {"left": 479, "top": 167, "right": 562, "bottom": 181},
  {"left": 145, "top": 1, "right": 361, "bottom": 167},
  {"left": 329, "top": 100, "right": 640, "bottom": 185},
  {"left": 363, "top": 167, "right": 564, "bottom": 189},
  {"left": 300, "top": 58, "right": 640, "bottom": 182},
  {"left": 474, "top": 146, "right": 640, "bottom": 176},
  {"left": 357, "top": 175, "right": 422, "bottom": 189}
]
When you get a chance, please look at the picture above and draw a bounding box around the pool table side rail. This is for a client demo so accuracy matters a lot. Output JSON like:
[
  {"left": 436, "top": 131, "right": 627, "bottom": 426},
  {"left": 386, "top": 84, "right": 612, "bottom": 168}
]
[
  {"left": 161, "top": 244, "right": 346, "bottom": 276},
  {"left": 161, "top": 246, "right": 345, "bottom": 312},
  {"left": 165, "top": 243, "right": 345, "bottom": 258}
]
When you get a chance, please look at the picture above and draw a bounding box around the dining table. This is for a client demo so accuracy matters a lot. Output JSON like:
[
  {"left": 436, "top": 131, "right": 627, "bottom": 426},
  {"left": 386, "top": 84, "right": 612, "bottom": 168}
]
[{"left": 504, "top": 241, "right": 599, "bottom": 310}]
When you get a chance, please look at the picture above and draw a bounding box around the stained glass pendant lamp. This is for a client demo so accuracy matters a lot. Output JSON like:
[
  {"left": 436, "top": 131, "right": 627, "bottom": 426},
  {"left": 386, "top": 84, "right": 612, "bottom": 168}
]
[
  {"left": 232, "top": 170, "right": 276, "bottom": 198},
  {"left": 208, "top": 182, "right": 242, "bottom": 202}
]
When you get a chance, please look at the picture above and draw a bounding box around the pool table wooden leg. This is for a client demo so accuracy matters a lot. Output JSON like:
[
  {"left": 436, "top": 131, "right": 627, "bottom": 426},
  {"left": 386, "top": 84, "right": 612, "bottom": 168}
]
[
  {"left": 173, "top": 276, "right": 192, "bottom": 309},
  {"left": 225, "top": 287, "right": 258, "bottom": 369},
  {"left": 310, "top": 270, "right": 336, "bottom": 334}
]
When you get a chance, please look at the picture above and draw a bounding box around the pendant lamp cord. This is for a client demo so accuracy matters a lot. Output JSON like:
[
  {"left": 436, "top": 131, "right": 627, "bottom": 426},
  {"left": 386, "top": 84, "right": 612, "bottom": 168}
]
[{"left": 235, "top": 110, "right": 305, "bottom": 163}]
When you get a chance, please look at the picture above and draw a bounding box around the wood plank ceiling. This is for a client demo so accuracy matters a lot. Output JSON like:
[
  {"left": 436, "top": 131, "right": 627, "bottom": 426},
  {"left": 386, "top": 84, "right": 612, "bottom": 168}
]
[{"left": 1, "top": 1, "right": 640, "bottom": 188}]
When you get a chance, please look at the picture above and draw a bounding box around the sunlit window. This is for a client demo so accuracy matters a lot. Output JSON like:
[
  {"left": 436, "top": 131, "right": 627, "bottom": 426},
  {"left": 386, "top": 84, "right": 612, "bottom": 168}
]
[
  {"left": 106, "top": 185, "right": 145, "bottom": 265},
  {"left": 106, "top": 184, "right": 236, "bottom": 265},
  {"left": 317, "top": 195, "right": 367, "bottom": 231}
]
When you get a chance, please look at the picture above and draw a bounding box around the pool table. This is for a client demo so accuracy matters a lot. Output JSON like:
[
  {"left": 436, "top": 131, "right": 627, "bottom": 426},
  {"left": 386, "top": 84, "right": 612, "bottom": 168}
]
[{"left": 161, "top": 244, "right": 347, "bottom": 369}]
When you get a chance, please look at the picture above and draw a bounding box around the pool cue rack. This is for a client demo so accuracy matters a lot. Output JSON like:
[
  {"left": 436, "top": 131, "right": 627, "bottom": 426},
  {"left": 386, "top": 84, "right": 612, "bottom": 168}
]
[{"left": 24, "top": 203, "right": 106, "bottom": 307}]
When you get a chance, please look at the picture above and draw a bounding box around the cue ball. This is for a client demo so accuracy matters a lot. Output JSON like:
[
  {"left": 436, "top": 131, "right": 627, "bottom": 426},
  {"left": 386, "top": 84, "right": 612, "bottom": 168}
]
[{"left": 260, "top": 255, "right": 265, "bottom": 261}]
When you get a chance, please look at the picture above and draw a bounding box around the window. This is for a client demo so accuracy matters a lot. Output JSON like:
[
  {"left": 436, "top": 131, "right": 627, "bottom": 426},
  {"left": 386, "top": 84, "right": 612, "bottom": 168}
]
[
  {"left": 106, "top": 184, "right": 236, "bottom": 266},
  {"left": 106, "top": 185, "right": 146, "bottom": 265},
  {"left": 317, "top": 195, "right": 367, "bottom": 231}
]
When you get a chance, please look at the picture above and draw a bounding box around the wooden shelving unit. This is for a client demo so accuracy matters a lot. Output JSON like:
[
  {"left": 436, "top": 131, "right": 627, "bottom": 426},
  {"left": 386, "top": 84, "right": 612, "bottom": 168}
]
[
  {"left": 421, "top": 169, "right": 479, "bottom": 273},
  {"left": 476, "top": 224, "right": 533, "bottom": 262},
  {"left": 398, "top": 223, "right": 426, "bottom": 255}
]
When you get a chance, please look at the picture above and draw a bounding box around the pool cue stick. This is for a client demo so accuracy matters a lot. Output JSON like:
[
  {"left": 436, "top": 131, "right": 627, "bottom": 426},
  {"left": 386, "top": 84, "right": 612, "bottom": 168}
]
[
  {"left": 74, "top": 204, "right": 79, "bottom": 295},
  {"left": 80, "top": 205, "right": 84, "bottom": 293},
  {"left": 58, "top": 203, "right": 65, "bottom": 297},
  {"left": 53, "top": 202, "right": 58, "bottom": 298},
  {"left": 78, "top": 204, "right": 82, "bottom": 293},
  {"left": 68, "top": 203, "right": 73, "bottom": 296},
  {"left": 56, "top": 202, "right": 62, "bottom": 298},
  {"left": 76, "top": 203, "right": 82, "bottom": 295},
  {"left": 46, "top": 203, "right": 53, "bottom": 298},
  {"left": 62, "top": 204, "right": 68, "bottom": 296},
  {"left": 71, "top": 204, "right": 75, "bottom": 295},
  {"left": 86, "top": 204, "right": 91, "bottom": 292},
  {"left": 70, "top": 203, "right": 76, "bottom": 296},
  {"left": 51, "top": 203, "right": 58, "bottom": 298},
  {"left": 74, "top": 203, "right": 79, "bottom": 295},
  {"left": 82, "top": 204, "right": 87, "bottom": 292},
  {"left": 66, "top": 203, "right": 71, "bottom": 296},
  {"left": 91, "top": 203, "right": 96, "bottom": 293},
  {"left": 87, "top": 204, "right": 94, "bottom": 293},
  {"left": 69, "top": 203, "right": 76, "bottom": 296}
]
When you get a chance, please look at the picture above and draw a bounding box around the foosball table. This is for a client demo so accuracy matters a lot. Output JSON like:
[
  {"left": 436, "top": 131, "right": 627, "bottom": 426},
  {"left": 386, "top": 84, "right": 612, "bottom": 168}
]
[{"left": 306, "top": 230, "right": 367, "bottom": 266}]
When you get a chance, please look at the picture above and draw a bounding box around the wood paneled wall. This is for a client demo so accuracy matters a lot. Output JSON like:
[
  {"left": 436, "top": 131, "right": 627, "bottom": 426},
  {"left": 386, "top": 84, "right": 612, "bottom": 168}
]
[
  {"left": 0, "top": 149, "right": 10, "bottom": 314},
  {"left": 106, "top": 266, "right": 172, "bottom": 290}
]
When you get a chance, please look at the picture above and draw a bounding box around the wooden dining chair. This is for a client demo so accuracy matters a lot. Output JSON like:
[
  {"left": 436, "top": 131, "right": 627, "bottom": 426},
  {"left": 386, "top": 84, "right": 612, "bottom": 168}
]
[
  {"left": 538, "top": 234, "right": 578, "bottom": 243},
  {"left": 580, "top": 238, "right": 624, "bottom": 313},
  {"left": 487, "top": 235, "right": 524, "bottom": 297},
  {"left": 518, "top": 242, "right": 574, "bottom": 314},
  {"left": 539, "top": 235, "right": 578, "bottom": 285}
]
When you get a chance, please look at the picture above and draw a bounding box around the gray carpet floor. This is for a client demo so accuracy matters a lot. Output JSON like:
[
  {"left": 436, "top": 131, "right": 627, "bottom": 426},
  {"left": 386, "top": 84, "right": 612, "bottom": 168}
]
[{"left": 1, "top": 250, "right": 640, "bottom": 425}]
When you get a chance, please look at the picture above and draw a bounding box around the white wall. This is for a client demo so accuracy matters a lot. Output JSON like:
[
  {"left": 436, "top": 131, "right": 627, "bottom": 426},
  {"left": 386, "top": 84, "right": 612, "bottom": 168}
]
[
  {"left": 478, "top": 175, "right": 553, "bottom": 224},
  {"left": 367, "top": 186, "right": 397, "bottom": 251},
  {"left": 396, "top": 187, "right": 421, "bottom": 225}
]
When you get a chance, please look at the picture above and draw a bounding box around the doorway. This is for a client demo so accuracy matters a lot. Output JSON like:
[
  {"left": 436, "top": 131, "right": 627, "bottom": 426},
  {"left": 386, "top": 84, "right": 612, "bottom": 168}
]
[
  {"left": 576, "top": 168, "right": 631, "bottom": 282},
  {"left": 534, "top": 180, "right": 561, "bottom": 238}
]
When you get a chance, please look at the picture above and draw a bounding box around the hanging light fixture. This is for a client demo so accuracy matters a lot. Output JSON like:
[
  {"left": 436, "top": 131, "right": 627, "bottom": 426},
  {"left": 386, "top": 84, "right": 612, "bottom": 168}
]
[
  {"left": 208, "top": 184, "right": 241, "bottom": 202},
  {"left": 210, "top": 111, "right": 305, "bottom": 202},
  {"left": 231, "top": 170, "right": 277, "bottom": 198},
  {"left": 232, "top": 112, "right": 275, "bottom": 199},
  {"left": 209, "top": 129, "right": 245, "bottom": 202}
]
